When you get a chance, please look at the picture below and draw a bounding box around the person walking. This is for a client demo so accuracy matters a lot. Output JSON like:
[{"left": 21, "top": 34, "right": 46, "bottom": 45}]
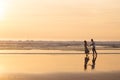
[
  {"left": 90, "top": 39, "right": 97, "bottom": 57},
  {"left": 84, "top": 40, "right": 89, "bottom": 57}
]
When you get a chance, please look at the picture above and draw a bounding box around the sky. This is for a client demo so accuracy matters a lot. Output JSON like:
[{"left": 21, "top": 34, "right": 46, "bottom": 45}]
[{"left": 0, "top": 0, "right": 120, "bottom": 41}]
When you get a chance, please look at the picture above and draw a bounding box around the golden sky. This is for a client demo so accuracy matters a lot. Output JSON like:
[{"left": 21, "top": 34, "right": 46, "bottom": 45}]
[{"left": 0, "top": 0, "right": 120, "bottom": 40}]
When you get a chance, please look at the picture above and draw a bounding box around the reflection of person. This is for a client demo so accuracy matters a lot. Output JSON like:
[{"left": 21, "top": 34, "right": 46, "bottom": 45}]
[
  {"left": 84, "top": 40, "right": 89, "bottom": 56},
  {"left": 90, "top": 39, "right": 97, "bottom": 57},
  {"left": 84, "top": 56, "right": 89, "bottom": 70},
  {"left": 91, "top": 55, "right": 97, "bottom": 70}
]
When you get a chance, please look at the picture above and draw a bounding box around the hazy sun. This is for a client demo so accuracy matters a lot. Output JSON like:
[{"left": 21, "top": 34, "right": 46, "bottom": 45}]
[
  {"left": 0, "top": 8, "right": 4, "bottom": 20},
  {"left": 0, "top": 0, "right": 5, "bottom": 20}
]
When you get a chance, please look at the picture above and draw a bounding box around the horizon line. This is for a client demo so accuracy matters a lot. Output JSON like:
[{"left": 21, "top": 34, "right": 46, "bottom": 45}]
[
  {"left": 0, "top": 38, "right": 120, "bottom": 41},
  {"left": 0, "top": 53, "right": 120, "bottom": 55}
]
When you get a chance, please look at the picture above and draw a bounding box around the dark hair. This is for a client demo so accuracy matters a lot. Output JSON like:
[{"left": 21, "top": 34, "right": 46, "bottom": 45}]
[
  {"left": 84, "top": 40, "right": 87, "bottom": 43},
  {"left": 91, "top": 39, "right": 93, "bottom": 41},
  {"left": 84, "top": 40, "right": 87, "bottom": 45}
]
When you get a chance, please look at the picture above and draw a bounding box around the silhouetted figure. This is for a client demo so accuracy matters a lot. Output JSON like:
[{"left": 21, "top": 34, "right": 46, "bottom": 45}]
[
  {"left": 84, "top": 56, "right": 90, "bottom": 70},
  {"left": 84, "top": 40, "right": 89, "bottom": 57},
  {"left": 91, "top": 55, "right": 97, "bottom": 70},
  {"left": 90, "top": 39, "right": 97, "bottom": 57}
]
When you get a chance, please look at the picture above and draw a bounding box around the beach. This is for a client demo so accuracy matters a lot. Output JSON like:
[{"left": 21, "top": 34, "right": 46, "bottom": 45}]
[
  {"left": 1, "top": 0, "right": 120, "bottom": 79},
  {"left": 0, "top": 72, "right": 120, "bottom": 80},
  {"left": 0, "top": 50, "right": 119, "bottom": 80}
]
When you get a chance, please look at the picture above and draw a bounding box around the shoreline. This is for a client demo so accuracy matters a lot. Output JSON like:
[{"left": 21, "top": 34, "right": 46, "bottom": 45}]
[{"left": 0, "top": 53, "right": 120, "bottom": 54}]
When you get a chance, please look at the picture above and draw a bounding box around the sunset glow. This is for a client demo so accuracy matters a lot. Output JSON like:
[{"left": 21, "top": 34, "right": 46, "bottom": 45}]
[{"left": 0, "top": 0, "right": 120, "bottom": 40}]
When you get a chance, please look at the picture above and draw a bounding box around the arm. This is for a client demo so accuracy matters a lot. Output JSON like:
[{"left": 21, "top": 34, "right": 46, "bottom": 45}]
[{"left": 90, "top": 43, "right": 93, "bottom": 46}]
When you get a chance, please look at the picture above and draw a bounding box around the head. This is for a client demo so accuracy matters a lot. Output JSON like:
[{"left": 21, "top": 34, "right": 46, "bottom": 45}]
[
  {"left": 84, "top": 40, "right": 88, "bottom": 45},
  {"left": 84, "top": 40, "right": 87, "bottom": 44},
  {"left": 91, "top": 39, "right": 94, "bottom": 42}
]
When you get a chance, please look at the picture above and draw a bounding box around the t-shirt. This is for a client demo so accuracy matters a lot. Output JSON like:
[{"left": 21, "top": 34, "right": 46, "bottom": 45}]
[{"left": 91, "top": 42, "right": 96, "bottom": 49}]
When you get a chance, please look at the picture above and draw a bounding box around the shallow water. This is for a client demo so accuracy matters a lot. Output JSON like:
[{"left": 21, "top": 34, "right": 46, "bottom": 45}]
[
  {"left": 0, "top": 50, "right": 119, "bottom": 74},
  {"left": 0, "top": 50, "right": 120, "bottom": 54}
]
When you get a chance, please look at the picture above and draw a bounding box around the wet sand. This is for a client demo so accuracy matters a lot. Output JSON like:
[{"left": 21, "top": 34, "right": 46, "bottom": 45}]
[
  {"left": 0, "top": 50, "right": 120, "bottom": 80},
  {"left": 1, "top": 72, "right": 120, "bottom": 80},
  {"left": 0, "top": 54, "right": 120, "bottom": 73}
]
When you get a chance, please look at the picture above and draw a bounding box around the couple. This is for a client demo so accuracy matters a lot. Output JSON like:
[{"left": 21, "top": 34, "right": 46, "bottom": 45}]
[
  {"left": 84, "top": 39, "right": 97, "bottom": 70},
  {"left": 84, "top": 39, "right": 97, "bottom": 57}
]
